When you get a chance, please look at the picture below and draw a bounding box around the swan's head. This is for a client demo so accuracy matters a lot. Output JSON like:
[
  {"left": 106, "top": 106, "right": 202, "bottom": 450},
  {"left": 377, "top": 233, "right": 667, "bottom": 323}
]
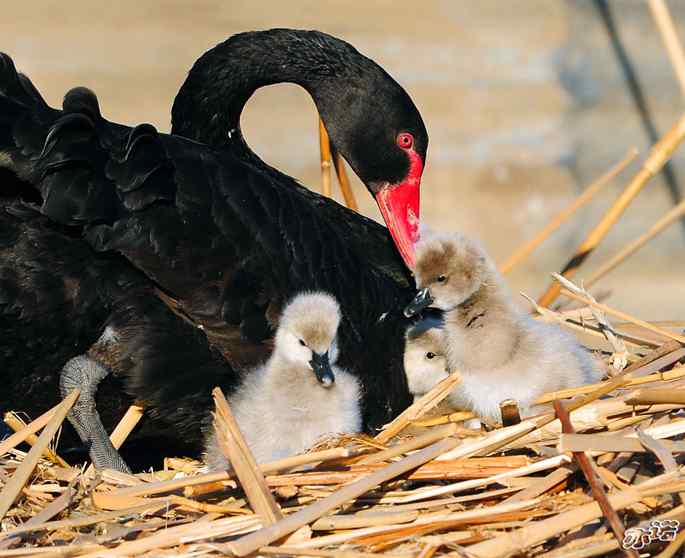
[
  {"left": 404, "top": 312, "right": 448, "bottom": 397},
  {"left": 275, "top": 291, "right": 341, "bottom": 387},
  {"left": 405, "top": 232, "right": 490, "bottom": 316},
  {"left": 309, "top": 32, "right": 428, "bottom": 270}
]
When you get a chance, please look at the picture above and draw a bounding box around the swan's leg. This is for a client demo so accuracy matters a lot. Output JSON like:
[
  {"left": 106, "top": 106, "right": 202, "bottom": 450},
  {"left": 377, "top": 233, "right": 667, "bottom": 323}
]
[{"left": 59, "top": 354, "right": 131, "bottom": 473}]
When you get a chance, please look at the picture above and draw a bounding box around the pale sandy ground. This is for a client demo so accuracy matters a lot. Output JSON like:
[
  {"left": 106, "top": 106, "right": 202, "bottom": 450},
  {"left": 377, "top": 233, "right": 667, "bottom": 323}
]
[{"left": 1, "top": 0, "right": 684, "bottom": 320}]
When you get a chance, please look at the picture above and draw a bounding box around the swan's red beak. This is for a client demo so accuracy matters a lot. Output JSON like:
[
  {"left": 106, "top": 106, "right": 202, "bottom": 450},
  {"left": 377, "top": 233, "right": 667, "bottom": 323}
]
[
  {"left": 376, "top": 182, "right": 420, "bottom": 269},
  {"left": 375, "top": 152, "right": 422, "bottom": 270}
]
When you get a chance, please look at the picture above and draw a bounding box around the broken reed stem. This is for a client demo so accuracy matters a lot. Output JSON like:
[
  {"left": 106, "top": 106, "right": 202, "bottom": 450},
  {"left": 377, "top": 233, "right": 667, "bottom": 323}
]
[
  {"left": 359, "top": 423, "right": 457, "bottom": 465},
  {"left": 537, "top": 113, "right": 685, "bottom": 307},
  {"left": 333, "top": 151, "right": 359, "bottom": 211},
  {"left": 0, "top": 406, "right": 57, "bottom": 457},
  {"left": 318, "top": 118, "right": 333, "bottom": 198},
  {"left": 375, "top": 370, "right": 462, "bottom": 444},
  {"left": 649, "top": 0, "right": 685, "bottom": 98},
  {"left": 398, "top": 454, "right": 571, "bottom": 504},
  {"left": 499, "top": 149, "right": 636, "bottom": 274},
  {"left": 535, "top": 364, "right": 685, "bottom": 405},
  {"left": 553, "top": 401, "right": 635, "bottom": 558},
  {"left": 559, "top": 433, "right": 685, "bottom": 454},
  {"left": 0, "top": 389, "right": 79, "bottom": 521},
  {"left": 2, "top": 413, "right": 68, "bottom": 468},
  {"left": 552, "top": 273, "right": 627, "bottom": 370},
  {"left": 260, "top": 548, "right": 404, "bottom": 558},
  {"left": 558, "top": 288, "right": 685, "bottom": 344},
  {"left": 585, "top": 197, "right": 685, "bottom": 288},
  {"left": 468, "top": 470, "right": 681, "bottom": 558},
  {"left": 227, "top": 437, "right": 459, "bottom": 556},
  {"left": 211, "top": 388, "right": 282, "bottom": 525},
  {"left": 624, "top": 388, "right": 685, "bottom": 406}
]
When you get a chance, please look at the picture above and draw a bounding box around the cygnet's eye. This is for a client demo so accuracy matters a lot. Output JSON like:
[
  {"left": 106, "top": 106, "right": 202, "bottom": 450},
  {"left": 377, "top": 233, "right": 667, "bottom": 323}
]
[
  {"left": 426, "top": 352, "right": 436, "bottom": 360},
  {"left": 437, "top": 275, "right": 447, "bottom": 283},
  {"left": 299, "top": 339, "right": 306, "bottom": 347}
]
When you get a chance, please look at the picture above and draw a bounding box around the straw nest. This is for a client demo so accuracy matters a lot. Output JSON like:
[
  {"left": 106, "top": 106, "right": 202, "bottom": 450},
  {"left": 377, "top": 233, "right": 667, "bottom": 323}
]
[
  {"left": 2, "top": 266, "right": 685, "bottom": 558},
  {"left": 5, "top": 87, "right": 685, "bottom": 558}
]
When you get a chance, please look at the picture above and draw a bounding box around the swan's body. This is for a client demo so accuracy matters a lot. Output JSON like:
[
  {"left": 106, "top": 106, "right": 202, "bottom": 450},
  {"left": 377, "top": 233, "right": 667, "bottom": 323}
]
[
  {"left": 205, "top": 292, "right": 361, "bottom": 468},
  {"left": 0, "top": 29, "right": 427, "bottom": 469},
  {"left": 407, "top": 232, "right": 602, "bottom": 422}
]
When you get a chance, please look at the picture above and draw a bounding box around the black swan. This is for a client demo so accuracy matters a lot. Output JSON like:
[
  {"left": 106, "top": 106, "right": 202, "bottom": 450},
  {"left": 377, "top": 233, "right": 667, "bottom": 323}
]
[{"left": 0, "top": 29, "right": 428, "bottom": 470}]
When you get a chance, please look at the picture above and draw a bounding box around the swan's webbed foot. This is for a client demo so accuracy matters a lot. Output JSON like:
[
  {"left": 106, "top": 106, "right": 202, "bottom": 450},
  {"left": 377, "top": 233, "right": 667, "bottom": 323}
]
[{"left": 59, "top": 355, "right": 131, "bottom": 473}]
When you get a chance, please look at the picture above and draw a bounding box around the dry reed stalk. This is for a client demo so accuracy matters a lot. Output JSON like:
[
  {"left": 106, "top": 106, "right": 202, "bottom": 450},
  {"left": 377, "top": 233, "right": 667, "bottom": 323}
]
[
  {"left": 78, "top": 515, "right": 261, "bottom": 557},
  {"left": 437, "top": 420, "right": 539, "bottom": 461},
  {"left": 2, "top": 413, "right": 68, "bottom": 468},
  {"left": 226, "top": 437, "right": 458, "bottom": 556},
  {"left": 260, "top": 547, "right": 412, "bottom": 558},
  {"left": 585, "top": 197, "right": 685, "bottom": 288},
  {"left": 537, "top": 114, "right": 685, "bottom": 307},
  {"left": 539, "top": 536, "right": 619, "bottom": 558},
  {"left": 279, "top": 499, "right": 542, "bottom": 550},
  {"left": 524, "top": 290, "right": 656, "bottom": 352},
  {"left": 0, "top": 486, "right": 75, "bottom": 550},
  {"left": 103, "top": 446, "right": 363, "bottom": 501},
  {"left": 552, "top": 273, "right": 628, "bottom": 370},
  {"left": 359, "top": 423, "right": 457, "bottom": 464},
  {"left": 535, "top": 362, "right": 685, "bottom": 405},
  {"left": 375, "top": 370, "right": 462, "bottom": 444},
  {"left": 467, "top": 471, "right": 681, "bottom": 558},
  {"left": 0, "top": 389, "right": 79, "bottom": 521},
  {"left": 411, "top": 411, "right": 477, "bottom": 427},
  {"left": 553, "top": 401, "right": 635, "bottom": 558},
  {"left": 560, "top": 433, "right": 685, "bottom": 454},
  {"left": 637, "top": 429, "right": 679, "bottom": 473},
  {"left": 624, "top": 387, "right": 685, "bottom": 405},
  {"left": 513, "top": 401, "right": 684, "bottom": 448},
  {"left": 311, "top": 509, "right": 419, "bottom": 530},
  {"left": 0, "top": 503, "right": 162, "bottom": 541},
  {"left": 559, "top": 288, "right": 685, "bottom": 344},
  {"left": 649, "top": 0, "right": 685, "bottom": 97},
  {"left": 333, "top": 152, "right": 358, "bottom": 211},
  {"left": 359, "top": 486, "right": 520, "bottom": 508},
  {"left": 266, "top": 456, "right": 530, "bottom": 486},
  {"left": 499, "top": 149, "right": 636, "bottom": 274},
  {"left": 0, "top": 543, "right": 104, "bottom": 557},
  {"left": 211, "top": 387, "right": 282, "bottom": 524},
  {"left": 394, "top": 454, "right": 570, "bottom": 504},
  {"left": 503, "top": 464, "right": 576, "bottom": 503},
  {"left": 318, "top": 118, "right": 333, "bottom": 198},
  {"left": 0, "top": 406, "right": 57, "bottom": 457}
]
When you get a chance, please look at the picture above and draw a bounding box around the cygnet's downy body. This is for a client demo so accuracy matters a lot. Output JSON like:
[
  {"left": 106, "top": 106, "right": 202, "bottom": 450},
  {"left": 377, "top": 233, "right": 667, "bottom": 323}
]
[
  {"left": 205, "top": 292, "right": 361, "bottom": 469},
  {"left": 405, "top": 232, "right": 602, "bottom": 423}
]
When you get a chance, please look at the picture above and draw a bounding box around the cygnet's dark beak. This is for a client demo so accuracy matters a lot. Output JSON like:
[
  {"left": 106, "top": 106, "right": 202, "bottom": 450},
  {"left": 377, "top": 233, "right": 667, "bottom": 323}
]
[
  {"left": 310, "top": 351, "right": 335, "bottom": 387},
  {"left": 403, "top": 288, "right": 434, "bottom": 317}
]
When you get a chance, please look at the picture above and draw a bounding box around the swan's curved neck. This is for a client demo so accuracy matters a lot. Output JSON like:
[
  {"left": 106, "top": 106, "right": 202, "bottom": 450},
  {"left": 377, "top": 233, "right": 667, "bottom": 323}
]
[{"left": 171, "top": 29, "right": 350, "bottom": 153}]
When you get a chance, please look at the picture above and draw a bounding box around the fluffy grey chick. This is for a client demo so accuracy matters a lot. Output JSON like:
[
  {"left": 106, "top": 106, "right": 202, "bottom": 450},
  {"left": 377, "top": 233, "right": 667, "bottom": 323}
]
[
  {"left": 205, "top": 292, "right": 361, "bottom": 469},
  {"left": 404, "top": 313, "right": 449, "bottom": 402},
  {"left": 405, "top": 231, "right": 602, "bottom": 423}
]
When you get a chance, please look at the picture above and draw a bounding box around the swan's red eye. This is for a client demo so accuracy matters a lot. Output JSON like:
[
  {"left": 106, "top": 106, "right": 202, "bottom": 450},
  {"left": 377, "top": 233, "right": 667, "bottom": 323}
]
[{"left": 396, "top": 132, "right": 414, "bottom": 150}]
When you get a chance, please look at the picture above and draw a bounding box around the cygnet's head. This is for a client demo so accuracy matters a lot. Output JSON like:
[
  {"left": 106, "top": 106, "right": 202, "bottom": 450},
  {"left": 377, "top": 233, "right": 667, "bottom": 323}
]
[
  {"left": 405, "top": 232, "right": 490, "bottom": 316},
  {"left": 274, "top": 292, "right": 341, "bottom": 387},
  {"left": 404, "top": 312, "right": 448, "bottom": 396}
]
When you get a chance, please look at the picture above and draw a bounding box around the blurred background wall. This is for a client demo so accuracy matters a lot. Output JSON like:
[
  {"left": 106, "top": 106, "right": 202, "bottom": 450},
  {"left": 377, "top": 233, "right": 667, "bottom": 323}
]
[{"left": 2, "top": 0, "right": 684, "bottom": 318}]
